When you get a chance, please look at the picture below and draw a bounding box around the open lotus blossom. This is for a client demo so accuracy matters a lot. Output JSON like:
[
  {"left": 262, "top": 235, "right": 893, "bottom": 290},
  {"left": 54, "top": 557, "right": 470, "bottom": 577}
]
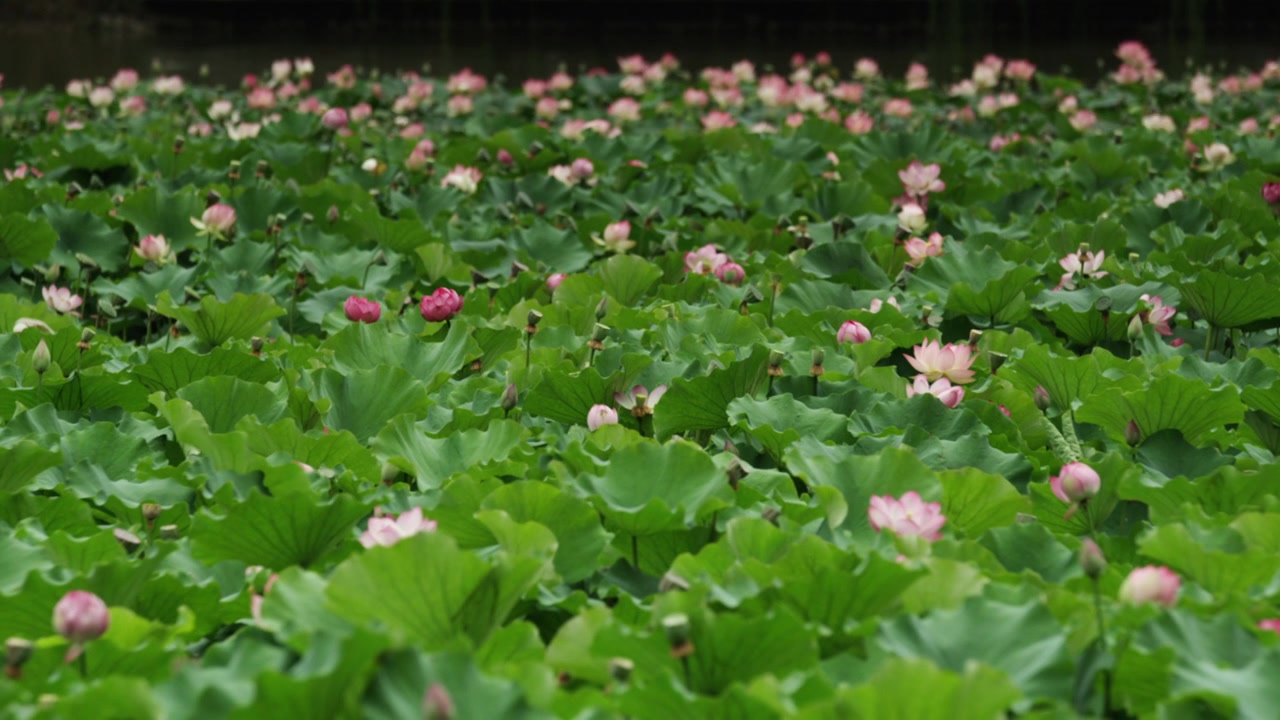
[
  {"left": 1202, "top": 142, "right": 1235, "bottom": 170},
  {"left": 53, "top": 591, "right": 110, "bottom": 663},
  {"left": 4, "top": 163, "right": 42, "bottom": 181},
  {"left": 904, "top": 233, "right": 944, "bottom": 266},
  {"left": 343, "top": 296, "right": 382, "bottom": 323},
  {"left": 615, "top": 385, "right": 667, "bottom": 417},
  {"left": 440, "top": 165, "right": 483, "bottom": 194},
  {"left": 420, "top": 287, "right": 464, "bottom": 322},
  {"left": 359, "top": 507, "right": 437, "bottom": 549},
  {"left": 593, "top": 220, "right": 635, "bottom": 254},
  {"left": 905, "top": 339, "right": 976, "bottom": 384},
  {"left": 837, "top": 320, "right": 871, "bottom": 344},
  {"left": 1069, "top": 109, "right": 1097, "bottom": 131},
  {"left": 1119, "top": 566, "right": 1180, "bottom": 607},
  {"left": 897, "top": 203, "right": 927, "bottom": 234},
  {"left": 868, "top": 491, "right": 946, "bottom": 541},
  {"left": 1259, "top": 619, "right": 1280, "bottom": 634},
  {"left": 905, "top": 375, "right": 965, "bottom": 407},
  {"left": 193, "top": 203, "right": 237, "bottom": 238},
  {"left": 899, "top": 161, "right": 946, "bottom": 198},
  {"left": 1154, "top": 189, "right": 1184, "bottom": 208},
  {"left": 1056, "top": 249, "right": 1107, "bottom": 290},
  {"left": 1139, "top": 294, "right": 1176, "bottom": 335},
  {"left": 43, "top": 285, "right": 83, "bottom": 314},
  {"left": 586, "top": 404, "right": 619, "bottom": 431},
  {"left": 701, "top": 111, "right": 738, "bottom": 131},
  {"left": 684, "top": 244, "right": 729, "bottom": 274},
  {"left": 1142, "top": 114, "right": 1177, "bottom": 133}
]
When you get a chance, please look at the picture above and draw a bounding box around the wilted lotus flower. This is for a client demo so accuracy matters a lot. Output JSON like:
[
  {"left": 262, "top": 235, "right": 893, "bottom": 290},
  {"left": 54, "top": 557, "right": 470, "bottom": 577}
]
[
  {"left": 684, "top": 244, "right": 729, "bottom": 274},
  {"left": 53, "top": 591, "right": 110, "bottom": 663},
  {"left": 586, "top": 404, "right": 619, "bottom": 431},
  {"left": 868, "top": 491, "right": 945, "bottom": 541},
  {"left": 615, "top": 385, "right": 667, "bottom": 418},
  {"left": 420, "top": 287, "right": 464, "bottom": 322},
  {"left": 905, "top": 339, "right": 975, "bottom": 384},
  {"left": 837, "top": 320, "right": 871, "bottom": 344},
  {"left": 1050, "top": 462, "right": 1101, "bottom": 519},
  {"left": 321, "top": 107, "right": 349, "bottom": 130},
  {"left": 440, "top": 165, "right": 483, "bottom": 194},
  {"left": 343, "top": 296, "right": 382, "bottom": 323},
  {"left": 904, "top": 232, "right": 944, "bottom": 266},
  {"left": 905, "top": 375, "right": 964, "bottom": 408},
  {"left": 1118, "top": 566, "right": 1180, "bottom": 607},
  {"left": 714, "top": 261, "right": 746, "bottom": 285},
  {"left": 1139, "top": 294, "right": 1176, "bottom": 336},
  {"left": 43, "top": 285, "right": 83, "bottom": 314},
  {"left": 593, "top": 220, "right": 635, "bottom": 254},
  {"left": 1154, "top": 189, "right": 1184, "bottom": 208},
  {"left": 359, "top": 507, "right": 437, "bottom": 549},
  {"left": 134, "top": 234, "right": 171, "bottom": 263}
]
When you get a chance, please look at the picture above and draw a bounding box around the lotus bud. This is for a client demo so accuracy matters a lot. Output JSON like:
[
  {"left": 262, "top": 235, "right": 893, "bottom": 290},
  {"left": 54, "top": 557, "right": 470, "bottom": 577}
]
[
  {"left": 1080, "top": 539, "right": 1107, "bottom": 579},
  {"left": 66, "top": 182, "right": 82, "bottom": 201},
  {"left": 5, "top": 637, "right": 33, "bottom": 679},
  {"left": 1127, "top": 314, "right": 1144, "bottom": 339},
  {"left": 52, "top": 591, "right": 109, "bottom": 662},
  {"left": 250, "top": 337, "right": 265, "bottom": 355},
  {"left": 662, "top": 614, "right": 694, "bottom": 658},
  {"left": 32, "top": 339, "right": 51, "bottom": 375},
  {"left": 595, "top": 296, "right": 608, "bottom": 320},
  {"left": 988, "top": 351, "right": 1008, "bottom": 374},
  {"left": 608, "top": 657, "right": 634, "bottom": 685},
  {"left": 1124, "top": 419, "right": 1142, "bottom": 447},
  {"left": 422, "top": 682, "right": 454, "bottom": 720},
  {"left": 256, "top": 159, "right": 270, "bottom": 179},
  {"left": 141, "top": 503, "right": 163, "bottom": 525},
  {"left": 381, "top": 462, "right": 400, "bottom": 485},
  {"left": 228, "top": 160, "right": 241, "bottom": 181},
  {"left": 78, "top": 327, "right": 95, "bottom": 351},
  {"left": 588, "top": 323, "right": 609, "bottom": 351},
  {"left": 1033, "top": 385, "right": 1051, "bottom": 411},
  {"left": 44, "top": 263, "right": 62, "bottom": 283},
  {"left": 501, "top": 383, "right": 518, "bottom": 412},
  {"left": 172, "top": 136, "right": 185, "bottom": 154}
]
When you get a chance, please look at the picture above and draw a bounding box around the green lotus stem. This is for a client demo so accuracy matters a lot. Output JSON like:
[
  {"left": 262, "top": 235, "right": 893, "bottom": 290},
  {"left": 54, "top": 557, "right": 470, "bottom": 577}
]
[
  {"left": 1090, "top": 577, "right": 1112, "bottom": 715},
  {"left": 525, "top": 333, "right": 532, "bottom": 370},
  {"left": 77, "top": 651, "right": 88, "bottom": 679},
  {"left": 680, "top": 656, "right": 692, "bottom": 691},
  {"left": 1203, "top": 324, "right": 1216, "bottom": 361},
  {"left": 812, "top": 374, "right": 820, "bottom": 397},
  {"left": 631, "top": 535, "right": 639, "bottom": 569}
]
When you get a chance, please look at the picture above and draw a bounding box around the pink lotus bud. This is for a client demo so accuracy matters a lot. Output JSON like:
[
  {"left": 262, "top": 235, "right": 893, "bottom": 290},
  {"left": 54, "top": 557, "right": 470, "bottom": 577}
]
[
  {"left": 350, "top": 103, "right": 372, "bottom": 122},
  {"left": 1263, "top": 182, "right": 1280, "bottom": 205},
  {"left": 1080, "top": 539, "right": 1107, "bottom": 579},
  {"left": 586, "top": 404, "right": 619, "bottom": 431},
  {"left": 134, "top": 234, "right": 170, "bottom": 263},
  {"left": 1033, "top": 385, "right": 1051, "bottom": 411},
  {"left": 1119, "top": 566, "right": 1180, "bottom": 607},
  {"left": 837, "top": 320, "right": 871, "bottom": 344},
  {"left": 497, "top": 148, "right": 514, "bottom": 166},
  {"left": 546, "top": 273, "right": 567, "bottom": 292},
  {"left": 1050, "top": 462, "right": 1101, "bottom": 504},
  {"left": 53, "top": 591, "right": 109, "bottom": 662},
  {"left": 359, "top": 507, "right": 436, "bottom": 549},
  {"left": 714, "top": 261, "right": 745, "bottom": 285},
  {"left": 202, "top": 203, "right": 237, "bottom": 234},
  {"left": 420, "top": 287, "right": 464, "bottom": 322},
  {"left": 423, "top": 683, "right": 455, "bottom": 720},
  {"left": 1259, "top": 619, "right": 1280, "bottom": 634},
  {"left": 343, "top": 296, "right": 382, "bottom": 323},
  {"left": 570, "top": 158, "right": 595, "bottom": 180},
  {"left": 321, "top": 107, "right": 349, "bottom": 130}
]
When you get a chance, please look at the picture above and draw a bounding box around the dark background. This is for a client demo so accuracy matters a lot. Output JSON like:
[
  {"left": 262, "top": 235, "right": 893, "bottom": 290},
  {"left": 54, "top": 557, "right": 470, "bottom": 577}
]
[{"left": 0, "top": 0, "right": 1275, "bottom": 89}]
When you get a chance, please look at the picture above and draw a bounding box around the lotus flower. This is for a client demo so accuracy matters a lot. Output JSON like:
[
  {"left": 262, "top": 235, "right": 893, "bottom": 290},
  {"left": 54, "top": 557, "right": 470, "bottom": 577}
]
[
  {"left": 593, "top": 220, "right": 635, "bottom": 254},
  {"left": 440, "top": 165, "right": 483, "bottom": 194},
  {"left": 904, "top": 233, "right": 944, "bottom": 266},
  {"left": 837, "top": 320, "right": 871, "bottom": 344},
  {"left": 110, "top": 68, "right": 139, "bottom": 92},
  {"left": 905, "top": 375, "right": 965, "bottom": 408},
  {"left": 869, "top": 297, "right": 901, "bottom": 313},
  {"left": 42, "top": 285, "right": 83, "bottom": 314},
  {"left": 53, "top": 591, "right": 109, "bottom": 663},
  {"left": 1139, "top": 294, "right": 1176, "bottom": 336},
  {"left": 1154, "top": 189, "right": 1184, "bottom": 208},
  {"left": 359, "top": 507, "right": 437, "bottom": 549},
  {"left": 868, "top": 491, "right": 945, "bottom": 541},
  {"left": 586, "top": 404, "right": 619, "bottom": 431},
  {"left": 134, "top": 234, "right": 171, "bottom": 263},
  {"left": 420, "top": 287, "right": 464, "bottom": 322},
  {"left": 899, "top": 161, "right": 946, "bottom": 198},
  {"left": 905, "top": 339, "right": 975, "bottom": 384},
  {"left": 714, "top": 262, "right": 745, "bottom": 285},
  {"left": 1057, "top": 249, "right": 1107, "bottom": 290},
  {"left": 1050, "top": 462, "right": 1101, "bottom": 506},
  {"left": 615, "top": 385, "right": 667, "bottom": 418},
  {"left": 1262, "top": 182, "right": 1280, "bottom": 205},
  {"left": 1118, "top": 566, "right": 1180, "bottom": 607},
  {"left": 1259, "top": 619, "right": 1280, "bottom": 634},
  {"left": 344, "top": 296, "right": 382, "bottom": 323},
  {"left": 546, "top": 273, "right": 567, "bottom": 292},
  {"left": 193, "top": 203, "right": 237, "bottom": 238},
  {"left": 897, "top": 203, "right": 927, "bottom": 234},
  {"left": 321, "top": 107, "right": 349, "bottom": 130},
  {"left": 684, "top": 244, "right": 729, "bottom": 274}
]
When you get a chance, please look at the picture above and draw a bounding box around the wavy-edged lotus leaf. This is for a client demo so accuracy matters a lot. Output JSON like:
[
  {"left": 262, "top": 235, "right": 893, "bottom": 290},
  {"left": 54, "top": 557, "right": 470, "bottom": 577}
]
[
  {"left": 1075, "top": 373, "right": 1245, "bottom": 447},
  {"left": 190, "top": 490, "right": 369, "bottom": 569},
  {"left": 652, "top": 345, "right": 770, "bottom": 440},
  {"left": 727, "top": 393, "right": 853, "bottom": 460},
  {"left": 155, "top": 291, "right": 286, "bottom": 347},
  {"left": 835, "top": 657, "right": 1024, "bottom": 720},
  {"left": 910, "top": 244, "right": 1039, "bottom": 321},
  {"left": 0, "top": 212, "right": 58, "bottom": 268}
]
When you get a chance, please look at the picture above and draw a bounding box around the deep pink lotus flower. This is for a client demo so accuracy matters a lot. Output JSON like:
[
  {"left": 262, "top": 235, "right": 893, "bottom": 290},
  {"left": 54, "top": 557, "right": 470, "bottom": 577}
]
[
  {"left": 899, "top": 161, "right": 945, "bottom": 197},
  {"left": 53, "top": 591, "right": 109, "bottom": 662},
  {"left": 837, "top": 320, "right": 871, "bottom": 344},
  {"left": 360, "top": 507, "right": 437, "bottom": 548},
  {"left": 1263, "top": 182, "right": 1280, "bottom": 205},
  {"left": 344, "top": 296, "right": 381, "bottom": 323},
  {"left": 1139, "top": 294, "right": 1176, "bottom": 336},
  {"left": 1119, "top": 566, "right": 1180, "bottom": 607},
  {"left": 1051, "top": 462, "right": 1101, "bottom": 505},
  {"left": 714, "top": 261, "right": 746, "bottom": 285},
  {"left": 684, "top": 244, "right": 729, "bottom": 274},
  {"left": 1259, "top": 619, "right": 1280, "bottom": 634},
  {"left": 134, "top": 234, "right": 170, "bottom": 263},
  {"left": 904, "top": 233, "right": 943, "bottom": 266},
  {"left": 868, "top": 491, "right": 945, "bottom": 541},
  {"left": 905, "top": 375, "right": 965, "bottom": 408},
  {"left": 420, "top": 288, "right": 464, "bottom": 322},
  {"left": 321, "top": 107, "right": 349, "bottom": 130},
  {"left": 586, "top": 404, "right": 619, "bottom": 431},
  {"left": 615, "top": 385, "right": 667, "bottom": 418},
  {"left": 43, "top": 285, "right": 83, "bottom": 314},
  {"left": 905, "top": 339, "right": 975, "bottom": 384}
]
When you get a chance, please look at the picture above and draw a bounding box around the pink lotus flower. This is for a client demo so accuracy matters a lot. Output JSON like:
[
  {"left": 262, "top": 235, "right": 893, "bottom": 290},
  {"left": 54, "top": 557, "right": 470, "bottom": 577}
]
[
  {"left": 546, "top": 273, "right": 567, "bottom": 292},
  {"left": 854, "top": 58, "right": 880, "bottom": 80},
  {"left": 1069, "top": 110, "right": 1097, "bottom": 131},
  {"left": 1264, "top": 182, "right": 1280, "bottom": 205},
  {"left": 110, "top": 68, "right": 139, "bottom": 92},
  {"left": 4, "top": 164, "right": 43, "bottom": 181},
  {"left": 1202, "top": 142, "right": 1235, "bottom": 169},
  {"left": 447, "top": 94, "right": 474, "bottom": 116},
  {"left": 594, "top": 220, "right": 635, "bottom": 254},
  {"left": 440, "top": 165, "right": 483, "bottom": 194},
  {"left": 607, "top": 97, "right": 641, "bottom": 123},
  {"left": 1050, "top": 462, "right": 1101, "bottom": 504},
  {"left": 247, "top": 86, "right": 277, "bottom": 109},
  {"left": 359, "top": 507, "right": 437, "bottom": 548},
  {"left": 497, "top": 148, "right": 514, "bottom": 166},
  {"left": 203, "top": 205, "right": 238, "bottom": 237},
  {"left": 905, "top": 63, "right": 930, "bottom": 90},
  {"left": 899, "top": 161, "right": 945, "bottom": 198},
  {"left": 535, "top": 97, "right": 561, "bottom": 119},
  {"left": 844, "top": 111, "right": 875, "bottom": 134},
  {"left": 683, "top": 88, "right": 709, "bottom": 107},
  {"left": 684, "top": 244, "right": 729, "bottom": 274},
  {"left": 570, "top": 158, "right": 595, "bottom": 181},
  {"left": 617, "top": 54, "right": 647, "bottom": 75},
  {"left": 868, "top": 491, "right": 945, "bottom": 541},
  {"left": 153, "top": 75, "right": 186, "bottom": 95},
  {"left": 350, "top": 103, "right": 372, "bottom": 122},
  {"left": 446, "top": 68, "right": 487, "bottom": 94},
  {"left": 1259, "top": 619, "right": 1280, "bottom": 634},
  {"left": 321, "top": 107, "right": 349, "bottom": 130},
  {"left": 420, "top": 287, "right": 464, "bottom": 322},
  {"left": 615, "top": 385, "right": 667, "bottom": 417},
  {"left": 1005, "top": 59, "right": 1036, "bottom": 81},
  {"left": 1139, "top": 294, "right": 1176, "bottom": 336},
  {"left": 904, "top": 232, "right": 944, "bottom": 266},
  {"left": 837, "top": 320, "right": 871, "bottom": 344},
  {"left": 905, "top": 375, "right": 965, "bottom": 408},
  {"left": 523, "top": 78, "right": 548, "bottom": 98},
  {"left": 1119, "top": 566, "right": 1180, "bottom": 607},
  {"left": 1057, "top": 250, "right": 1107, "bottom": 290},
  {"left": 344, "top": 296, "right": 382, "bottom": 323},
  {"left": 88, "top": 86, "right": 115, "bottom": 108},
  {"left": 883, "top": 98, "right": 914, "bottom": 118},
  {"left": 53, "top": 591, "right": 110, "bottom": 663},
  {"left": 869, "top": 297, "right": 901, "bottom": 313},
  {"left": 134, "top": 234, "right": 171, "bottom": 263},
  {"left": 905, "top": 339, "right": 975, "bottom": 384},
  {"left": 714, "top": 262, "right": 745, "bottom": 285},
  {"left": 586, "top": 404, "right": 619, "bottom": 431},
  {"left": 548, "top": 71, "right": 574, "bottom": 92},
  {"left": 701, "top": 111, "right": 738, "bottom": 131},
  {"left": 43, "top": 285, "right": 83, "bottom": 314}
]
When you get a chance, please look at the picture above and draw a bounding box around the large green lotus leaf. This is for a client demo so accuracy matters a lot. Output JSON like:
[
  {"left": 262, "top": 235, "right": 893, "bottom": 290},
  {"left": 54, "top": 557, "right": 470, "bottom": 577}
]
[
  {"left": 0, "top": 371, "right": 151, "bottom": 417},
  {"left": 0, "top": 439, "right": 62, "bottom": 494},
  {"left": 727, "top": 393, "right": 853, "bottom": 460},
  {"left": 597, "top": 253, "right": 663, "bottom": 307},
  {"left": 374, "top": 417, "right": 528, "bottom": 490},
  {"left": 523, "top": 365, "right": 619, "bottom": 427},
  {"left": 190, "top": 491, "right": 369, "bottom": 569},
  {"left": 909, "top": 244, "right": 1039, "bottom": 321},
  {"left": 230, "top": 185, "right": 293, "bottom": 236},
  {"left": 225, "top": 631, "right": 386, "bottom": 720},
  {"left": 116, "top": 186, "right": 204, "bottom": 249},
  {"left": 836, "top": 657, "right": 1023, "bottom": 720},
  {"left": 313, "top": 365, "right": 431, "bottom": 440},
  {"left": 652, "top": 346, "right": 770, "bottom": 440},
  {"left": 326, "top": 531, "right": 551, "bottom": 649},
  {"left": 132, "top": 346, "right": 280, "bottom": 394},
  {"left": 0, "top": 534, "right": 50, "bottom": 593},
  {"left": 42, "top": 677, "right": 163, "bottom": 720},
  {"left": 700, "top": 154, "right": 805, "bottom": 213},
  {"left": 1178, "top": 269, "right": 1280, "bottom": 330},
  {"left": 1002, "top": 345, "right": 1113, "bottom": 411},
  {"left": 43, "top": 204, "right": 131, "bottom": 273},
  {"left": 96, "top": 263, "right": 200, "bottom": 309},
  {"left": 1137, "top": 522, "right": 1280, "bottom": 596},
  {"left": 654, "top": 308, "right": 766, "bottom": 357},
  {"left": 59, "top": 421, "right": 153, "bottom": 482},
  {"left": 878, "top": 594, "right": 1073, "bottom": 701},
  {"left": 849, "top": 394, "right": 990, "bottom": 438},
  {"left": 321, "top": 321, "right": 477, "bottom": 391},
  {"left": 774, "top": 279, "right": 858, "bottom": 314},
  {"left": 343, "top": 204, "right": 435, "bottom": 254},
  {"left": 480, "top": 481, "right": 610, "bottom": 584},
  {"left": 1133, "top": 429, "right": 1233, "bottom": 483},
  {"left": 808, "top": 175, "right": 889, "bottom": 220},
  {"left": 1122, "top": 611, "right": 1280, "bottom": 720},
  {"left": 798, "top": 241, "right": 891, "bottom": 289},
  {"left": 937, "top": 467, "right": 1026, "bottom": 537},
  {"left": 784, "top": 441, "right": 941, "bottom": 541},
  {"left": 176, "top": 376, "right": 288, "bottom": 434},
  {"left": 513, "top": 221, "right": 593, "bottom": 273},
  {"left": 155, "top": 291, "right": 285, "bottom": 347},
  {"left": 244, "top": 419, "right": 380, "bottom": 482},
  {"left": 1075, "top": 373, "right": 1244, "bottom": 446},
  {"left": 979, "top": 523, "right": 1080, "bottom": 583},
  {"left": 0, "top": 212, "right": 58, "bottom": 267},
  {"left": 257, "top": 568, "right": 354, "bottom": 652},
  {"left": 153, "top": 635, "right": 289, "bottom": 720},
  {"left": 363, "top": 650, "right": 555, "bottom": 720},
  {"left": 575, "top": 439, "right": 734, "bottom": 536}
]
